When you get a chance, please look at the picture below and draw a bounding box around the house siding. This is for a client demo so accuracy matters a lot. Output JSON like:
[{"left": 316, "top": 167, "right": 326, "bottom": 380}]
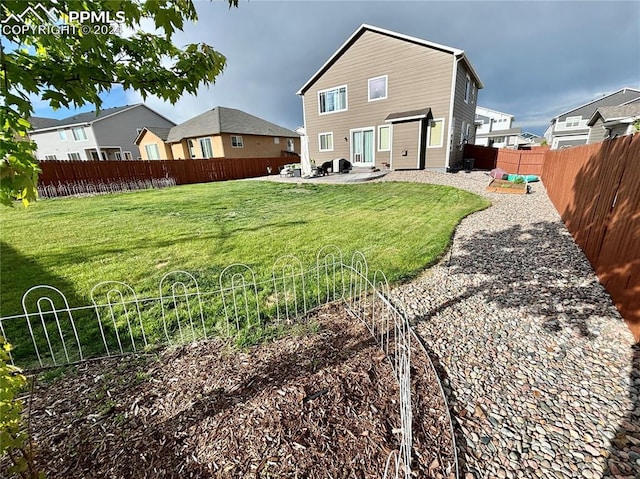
[
  {"left": 302, "top": 30, "right": 454, "bottom": 170},
  {"left": 391, "top": 121, "right": 421, "bottom": 169},
  {"left": 587, "top": 118, "right": 607, "bottom": 144},
  {"left": 93, "top": 105, "right": 175, "bottom": 159},
  {"left": 450, "top": 61, "right": 479, "bottom": 167},
  {"left": 218, "top": 134, "right": 300, "bottom": 159},
  {"left": 138, "top": 131, "right": 173, "bottom": 160},
  {"left": 32, "top": 125, "right": 98, "bottom": 161}
]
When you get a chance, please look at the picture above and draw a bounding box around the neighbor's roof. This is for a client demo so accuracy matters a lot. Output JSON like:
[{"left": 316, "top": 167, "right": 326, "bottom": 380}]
[
  {"left": 30, "top": 104, "right": 175, "bottom": 132},
  {"left": 297, "top": 24, "right": 484, "bottom": 95},
  {"left": 133, "top": 126, "right": 173, "bottom": 145},
  {"left": 475, "top": 106, "right": 514, "bottom": 118},
  {"left": 166, "top": 107, "right": 299, "bottom": 143},
  {"left": 587, "top": 103, "right": 640, "bottom": 126},
  {"left": 475, "top": 127, "right": 523, "bottom": 138},
  {"left": 552, "top": 88, "right": 640, "bottom": 122}
]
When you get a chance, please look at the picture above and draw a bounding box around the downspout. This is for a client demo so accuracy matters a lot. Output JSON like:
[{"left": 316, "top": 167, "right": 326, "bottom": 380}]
[{"left": 445, "top": 55, "right": 461, "bottom": 171}]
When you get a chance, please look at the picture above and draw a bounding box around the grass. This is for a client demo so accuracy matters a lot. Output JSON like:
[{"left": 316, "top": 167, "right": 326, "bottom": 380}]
[{"left": 0, "top": 180, "right": 489, "bottom": 364}]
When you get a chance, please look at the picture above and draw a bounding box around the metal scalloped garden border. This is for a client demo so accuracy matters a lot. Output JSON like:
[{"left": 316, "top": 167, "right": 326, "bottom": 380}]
[{"left": 0, "top": 246, "right": 458, "bottom": 479}]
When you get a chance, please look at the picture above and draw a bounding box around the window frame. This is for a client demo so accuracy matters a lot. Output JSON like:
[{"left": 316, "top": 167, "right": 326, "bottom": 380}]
[
  {"left": 565, "top": 116, "right": 581, "bottom": 128},
  {"left": 199, "top": 137, "right": 213, "bottom": 158},
  {"left": 464, "top": 75, "right": 471, "bottom": 103},
  {"left": 72, "top": 127, "right": 87, "bottom": 141},
  {"left": 318, "top": 85, "right": 348, "bottom": 115},
  {"left": 318, "top": 132, "right": 334, "bottom": 152},
  {"left": 67, "top": 152, "right": 81, "bottom": 161},
  {"left": 114, "top": 151, "right": 122, "bottom": 161},
  {"left": 145, "top": 143, "right": 160, "bottom": 160},
  {"left": 231, "top": 135, "right": 244, "bottom": 148},
  {"left": 377, "top": 125, "right": 390, "bottom": 151},
  {"left": 44, "top": 154, "right": 58, "bottom": 161},
  {"left": 123, "top": 151, "right": 133, "bottom": 160},
  {"left": 368, "top": 75, "right": 388, "bottom": 102},
  {"left": 427, "top": 118, "right": 445, "bottom": 148},
  {"left": 58, "top": 130, "right": 67, "bottom": 141}
]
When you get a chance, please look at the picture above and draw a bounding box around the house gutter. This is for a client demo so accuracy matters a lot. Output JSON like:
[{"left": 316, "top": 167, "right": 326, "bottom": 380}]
[{"left": 445, "top": 55, "right": 461, "bottom": 171}]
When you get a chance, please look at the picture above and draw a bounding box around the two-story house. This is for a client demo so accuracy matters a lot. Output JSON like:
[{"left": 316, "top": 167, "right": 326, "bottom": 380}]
[
  {"left": 586, "top": 100, "right": 640, "bottom": 144},
  {"left": 29, "top": 104, "right": 175, "bottom": 161},
  {"left": 474, "top": 106, "right": 543, "bottom": 148},
  {"left": 297, "top": 24, "right": 483, "bottom": 172},
  {"left": 544, "top": 87, "right": 640, "bottom": 149}
]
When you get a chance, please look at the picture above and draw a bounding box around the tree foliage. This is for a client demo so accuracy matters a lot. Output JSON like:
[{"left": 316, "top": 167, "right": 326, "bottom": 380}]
[{"left": 0, "top": 0, "right": 238, "bottom": 206}]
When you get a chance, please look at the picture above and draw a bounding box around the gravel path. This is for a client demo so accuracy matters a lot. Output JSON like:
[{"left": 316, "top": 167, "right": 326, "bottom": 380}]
[{"left": 377, "top": 171, "right": 639, "bottom": 479}]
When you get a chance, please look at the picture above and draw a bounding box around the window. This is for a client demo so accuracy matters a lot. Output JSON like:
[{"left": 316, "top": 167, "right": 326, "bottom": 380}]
[
  {"left": 44, "top": 154, "right": 57, "bottom": 161},
  {"left": 464, "top": 75, "right": 471, "bottom": 103},
  {"left": 72, "top": 127, "right": 87, "bottom": 141},
  {"left": 274, "top": 137, "right": 280, "bottom": 144},
  {"left": 318, "top": 85, "right": 347, "bottom": 114},
  {"left": 378, "top": 125, "right": 390, "bottom": 151},
  {"left": 188, "top": 139, "right": 196, "bottom": 157},
  {"left": 123, "top": 151, "right": 133, "bottom": 160},
  {"left": 145, "top": 144, "right": 160, "bottom": 160},
  {"left": 368, "top": 76, "right": 387, "bottom": 101},
  {"left": 58, "top": 130, "right": 67, "bottom": 140},
  {"left": 115, "top": 151, "right": 122, "bottom": 160},
  {"left": 231, "top": 135, "right": 244, "bottom": 148},
  {"left": 319, "top": 132, "right": 333, "bottom": 152},
  {"left": 287, "top": 139, "right": 295, "bottom": 152},
  {"left": 565, "top": 116, "right": 581, "bottom": 128},
  {"left": 199, "top": 137, "right": 213, "bottom": 157},
  {"left": 67, "top": 152, "right": 81, "bottom": 161},
  {"left": 428, "top": 119, "right": 444, "bottom": 148}
]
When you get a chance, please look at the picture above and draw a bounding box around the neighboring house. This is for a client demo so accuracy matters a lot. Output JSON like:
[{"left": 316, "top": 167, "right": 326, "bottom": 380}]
[
  {"left": 138, "top": 106, "right": 300, "bottom": 160},
  {"left": 586, "top": 101, "right": 640, "bottom": 144},
  {"left": 296, "top": 24, "right": 483, "bottom": 172},
  {"left": 29, "top": 104, "right": 175, "bottom": 161},
  {"left": 475, "top": 106, "right": 544, "bottom": 148},
  {"left": 544, "top": 87, "right": 640, "bottom": 149}
]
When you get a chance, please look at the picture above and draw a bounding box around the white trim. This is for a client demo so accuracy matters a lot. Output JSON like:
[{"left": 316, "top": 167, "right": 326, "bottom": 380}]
[
  {"left": 230, "top": 135, "right": 244, "bottom": 148},
  {"left": 318, "top": 84, "right": 348, "bottom": 115},
  {"left": 464, "top": 74, "right": 471, "bottom": 103},
  {"left": 416, "top": 122, "right": 422, "bottom": 169},
  {"left": 368, "top": 75, "right": 388, "bottom": 102},
  {"left": 349, "top": 126, "right": 376, "bottom": 166},
  {"left": 426, "top": 118, "right": 445, "bottom": 148},
  {"left": 318, "top": 132, "right": 334, "bottom": 152},
  {"left": 385, "top": 114, "right": 428, "bottom": 123},
  {"left": 377, "top": 125, "right": 391, "bottom": 151}
]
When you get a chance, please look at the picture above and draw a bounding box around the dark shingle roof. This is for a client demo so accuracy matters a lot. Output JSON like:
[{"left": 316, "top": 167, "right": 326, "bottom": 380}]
[
  {"left": 29, "top": 116, "right": 61, "bottom": 129},
  {"left": 145, "top": 126, "right": 172, "bottom": 141},
  {"left": 166, "top": 107, "right": 299, "bottom": 143},
  {"left": 588, "top": 104, "right": 640, "bottom": 126},
  {"left": 556, "top": 88, "right": 640, "bottom": 121}
]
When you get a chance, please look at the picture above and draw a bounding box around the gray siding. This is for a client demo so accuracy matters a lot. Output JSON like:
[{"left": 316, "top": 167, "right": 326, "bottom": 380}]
[
  {"left": 587, "top": 118, "right": 607, "bottom": 144},
  {"left": 302, "top": 30, "right": 454, "bottom": 170},
  {"left": 95, "top": 105, "right": 175, "bottom": 159},
  {"left": 450, "top": 62, "right": 479, "bottom": 167}
]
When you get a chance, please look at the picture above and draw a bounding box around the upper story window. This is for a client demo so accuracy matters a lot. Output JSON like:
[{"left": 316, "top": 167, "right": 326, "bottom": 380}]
[
  {"left": 58, "top": 130, "right": 67, "bottom": 141},
  {"left": 565, "top": 116, "right": 581, "bottom": 128},
  {"left": 368, "top": 76, "right": 387, "bottom": 101},
  {"left": 318, "top": 85, "right": 347, "bottom": 114},
  {"left": 72, "top": 127, "right": 87, "bottom": 141},
  {"left": 231, "top": 135, "right": 244, "bottom": 148},
  {"left": 464, "top": 75, "right": 471, "bottom": 103}
]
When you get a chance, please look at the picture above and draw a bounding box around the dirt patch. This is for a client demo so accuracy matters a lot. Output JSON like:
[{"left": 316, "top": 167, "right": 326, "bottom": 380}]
[{"left": 14, "top": 303, "right": 455, "bottom": 478}]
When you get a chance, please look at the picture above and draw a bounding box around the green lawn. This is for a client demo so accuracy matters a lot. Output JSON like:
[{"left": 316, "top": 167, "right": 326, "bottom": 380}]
[
  {"left": 0, "top": 180, "right": 489, "bottom": 364},
  {"left": 1, "top": 180, "right": 489, "bottom": 316}
]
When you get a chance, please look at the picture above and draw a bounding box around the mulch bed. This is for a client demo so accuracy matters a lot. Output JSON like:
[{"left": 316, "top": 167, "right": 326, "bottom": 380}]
[{"left": 13, "top": 303, "right": 456, "bottom": 478}]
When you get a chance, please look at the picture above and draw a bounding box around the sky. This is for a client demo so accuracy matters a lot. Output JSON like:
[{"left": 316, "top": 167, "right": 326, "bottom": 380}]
[{"left": 31, "top": 0, "right": 640, "bottom": 136}]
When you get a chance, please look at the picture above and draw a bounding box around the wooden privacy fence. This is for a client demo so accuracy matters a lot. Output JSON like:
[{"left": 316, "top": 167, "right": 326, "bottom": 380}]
[
  {"left": 542, "top": 134, "right": 640, "bottom": 338},
  {"left": 463, "top": 144, "right": 546, "bottom": 175},
  {"left": 38, "top": 157, "right": 294, "bottom": 187}
]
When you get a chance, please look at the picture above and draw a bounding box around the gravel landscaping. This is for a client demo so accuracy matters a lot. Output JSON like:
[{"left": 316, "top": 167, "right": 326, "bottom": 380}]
[{"left": 378, "top": 171, "right": 639, "bottom": 479}]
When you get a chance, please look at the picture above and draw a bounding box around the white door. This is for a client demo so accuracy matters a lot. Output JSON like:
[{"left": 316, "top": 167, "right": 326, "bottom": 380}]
[{"left": 351, "top": 128, "right": 375, "bottom": 166}]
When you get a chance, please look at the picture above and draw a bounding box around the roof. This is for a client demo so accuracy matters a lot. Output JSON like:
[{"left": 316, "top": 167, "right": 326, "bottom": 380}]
[
  {"left": 133, "top": 126, "right": 173, "bottom": 145},
  {"left": 587, "top": 103, "right": 640, "bottom": 126},
  {"left": 384, "top": 108, "right": 432, "bottom": 123},
  {"left": 475, "top": 127, "right": 523, "bottom": 138},
  {"left": 166, "top": 107, "right": 299, "bottom": 143},
  {"left": 30, "top": 116, "right": 62, "bottom": 129},
  {"left": 553, "top": 88, "right": 640, "bottom": 122},
  {"left": 475, "top": 106, "right": 514, "bottom": 118},
  {"left": 297, "top": 24, "right": 484, "bottom": 95},
  {"left": 29, "top": 104, "right": 176, "bottom": 132}
]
